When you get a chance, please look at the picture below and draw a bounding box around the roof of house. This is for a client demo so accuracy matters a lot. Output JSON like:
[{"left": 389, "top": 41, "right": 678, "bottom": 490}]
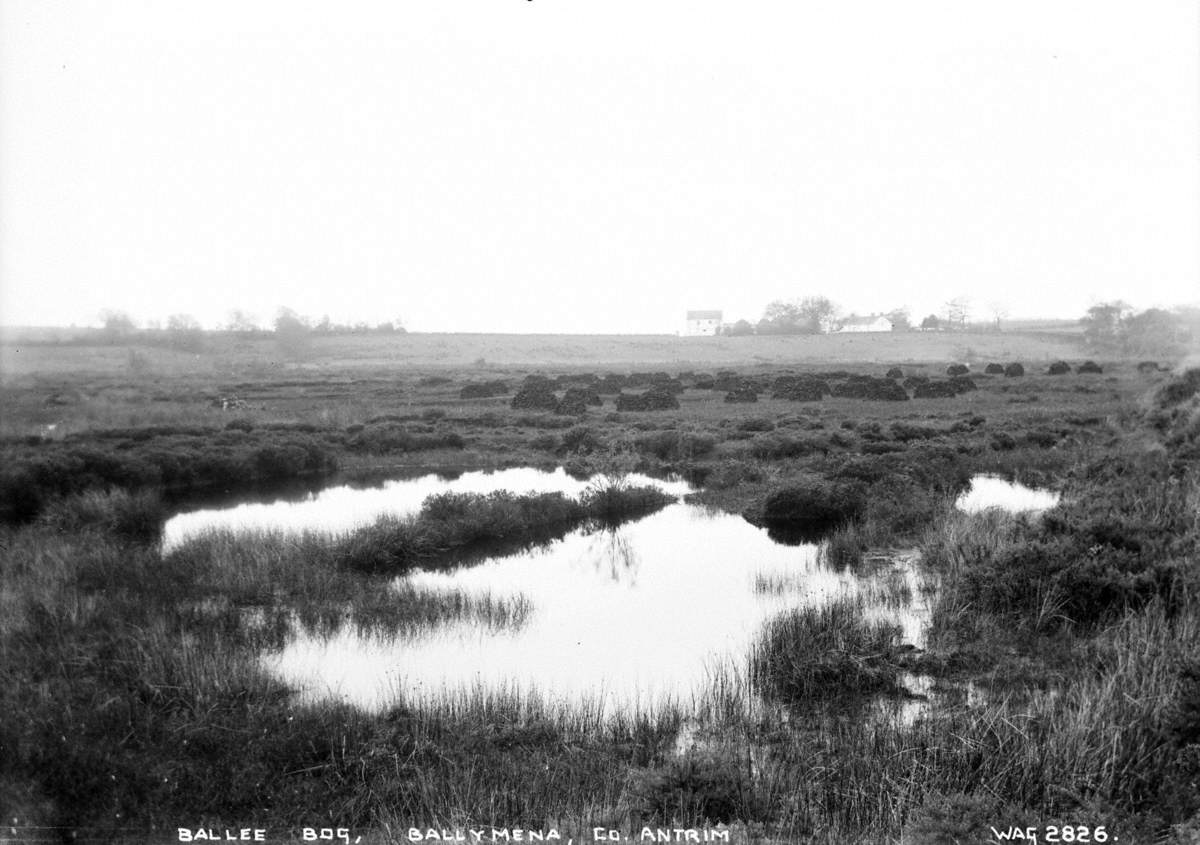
[
  {"left": 840, "top": 314, "right": 892, "bottom": 326},
  {"left": 686, "top": 310, "right": 723, "bottom": 320}
]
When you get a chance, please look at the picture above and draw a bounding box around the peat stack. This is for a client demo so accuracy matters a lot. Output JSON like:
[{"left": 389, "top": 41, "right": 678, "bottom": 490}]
[
  {"left": 562, "top": 386, "right": 602, "bottom": 407},
  {"left": 1004, "top": 363, "right": 1025, "bottom": 377},
  {"left": 772, "top": 376, "right": 830, "bottom": 402},
  {"left": 511, "top": 384, "right": 558, "bottom": 411},
  {"left": 902, "top": 375, "right": 930, "bottom": 390},
  {"left": 831, "top": 376, "right": 908, "bottom": 401},
  {"left": 948, "top": 376, "right": 977, "bottom": 393},
  {"left": 1077, "top": 361, "right": 1103, "bottom": 374},
  {"left": 615, "top": 385, "right": 680, "bottom": 411},
  {"left": 596, "top": 374, "right": 627, "bottom": 394},
  {"left": 554, "top": 395, "right": 589, "bottom": 415},
  {"left": 885, "top": 367, "right": 903, "bottom": 379},
  {"left": 946, "top": 364, "right": 970, "bottom": 377},
  {"left": 984, "top": 363, "right": 1005, "bottom": 375},
  {"left": 1048, "top": 361, "right": 1071, "bottom": 375}
]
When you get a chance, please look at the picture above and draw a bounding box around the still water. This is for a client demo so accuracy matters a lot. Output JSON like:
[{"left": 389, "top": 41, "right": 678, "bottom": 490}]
[
  {"left": 161, "top": 469, "right": 1057, "bottom": 715},
  {"left": 955, "top": 474, "right": 1060, "bottom": 514},
  {"left": 161, "top": 467, "right": 692, "bottom": 553}
]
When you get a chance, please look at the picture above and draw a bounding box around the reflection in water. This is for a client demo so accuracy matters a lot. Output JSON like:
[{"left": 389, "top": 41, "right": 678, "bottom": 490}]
[
  {"left": 955, "top": 474, "right": 1060, "bottom": 514},
  {"left": 166, "top": 465, "right": 939, "bottom": 717},
  {"left": 161, "top": 466, "right": 692, "bottom": 553},
  {"left": 263, "top": 503, "right": 930, "bottom": 716}
]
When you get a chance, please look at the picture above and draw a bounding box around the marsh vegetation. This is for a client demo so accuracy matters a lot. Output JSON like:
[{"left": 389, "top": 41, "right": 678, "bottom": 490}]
[{"left": 3, "top": 333, "right": 1199, "bottom": 842}]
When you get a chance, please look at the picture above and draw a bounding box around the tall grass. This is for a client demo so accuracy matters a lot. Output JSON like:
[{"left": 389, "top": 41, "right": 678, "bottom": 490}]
[{"left": 751, "top": 598, "right": 904, "bottom": 702}]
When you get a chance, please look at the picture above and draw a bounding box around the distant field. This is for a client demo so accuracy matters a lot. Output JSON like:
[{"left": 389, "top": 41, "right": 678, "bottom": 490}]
[{"left": 0, "top": 328, "right": 1090, "bottom": 379}]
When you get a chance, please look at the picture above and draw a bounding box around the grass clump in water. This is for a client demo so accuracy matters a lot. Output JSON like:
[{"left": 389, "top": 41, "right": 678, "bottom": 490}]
[
  {"left": 579, "top": 477, "right": 676, "bottom": 523},
  {"left": 752, "top": 598, "right": 903, "bottom": 702},
  {"left": 339, "top": 482, "right": 674, "bottom": 573}
]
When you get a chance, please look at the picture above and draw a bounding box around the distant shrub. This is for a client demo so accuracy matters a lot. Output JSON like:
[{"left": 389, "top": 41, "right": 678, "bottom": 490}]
[{"left": 561, "top": 425, "right": 601, "bottom": 453}]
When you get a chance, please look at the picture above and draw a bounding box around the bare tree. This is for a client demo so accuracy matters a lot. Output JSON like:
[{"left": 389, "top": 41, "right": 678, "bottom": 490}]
[
  {"left": 944, "top": 297, "right": 971, "bottom": 330},
  {"left": 987, "top": 301, "right": 1010, "bottom": 331}
]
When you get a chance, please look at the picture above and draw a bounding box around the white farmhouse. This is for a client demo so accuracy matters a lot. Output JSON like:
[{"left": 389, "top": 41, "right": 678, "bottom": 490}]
[
  {"left": 837, "top": 315, "right": 893, "bottom": 333},
  {"left": 685, "top": 310, "right": 723, "bottom": 336}
]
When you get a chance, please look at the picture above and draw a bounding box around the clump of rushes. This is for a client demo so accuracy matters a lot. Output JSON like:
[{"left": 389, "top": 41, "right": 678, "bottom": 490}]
[
  {"left": 36, "top": 487, "right": 165, "bottom": 542},
  {"left": 579, "top": 477, "right": 676, "bottom": 523},
  {"left": 751, "top": 598, "right": 902, "bottom": 701},
  {"left": 339, "top": 483, "right": 675, "bottom": 573}
]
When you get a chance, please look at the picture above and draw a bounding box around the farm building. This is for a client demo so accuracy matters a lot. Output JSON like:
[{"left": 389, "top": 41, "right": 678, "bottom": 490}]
[
  {"left": 837, "top": 315, "right": 893, "bottom": 333},
  {"left": 685, "top": 310, "right": 723, "bottom": 336}
]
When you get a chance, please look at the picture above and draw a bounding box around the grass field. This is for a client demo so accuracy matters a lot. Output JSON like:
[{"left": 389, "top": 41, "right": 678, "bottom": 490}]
[
  {"left": 1, "top": 326, "right": 1089, "bottom": 377},
  {"left": 2, "top": 329, "right": 1198, "bottom": 843}
]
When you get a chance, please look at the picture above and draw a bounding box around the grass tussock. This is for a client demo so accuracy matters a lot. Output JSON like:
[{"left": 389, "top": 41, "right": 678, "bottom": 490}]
[
  {"left": 751, "top": 598, "right": 904, "bottom": 702},
  {"left": 36, "top": 487, "right": 166, "bottom": 541}
]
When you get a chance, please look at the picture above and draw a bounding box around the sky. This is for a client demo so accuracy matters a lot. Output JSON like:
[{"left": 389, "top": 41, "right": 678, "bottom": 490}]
[{"left": 1, "top": 1, "right": 1197, "bottom": 334}]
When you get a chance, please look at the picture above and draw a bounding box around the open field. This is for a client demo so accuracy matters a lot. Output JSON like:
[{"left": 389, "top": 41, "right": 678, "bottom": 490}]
[
  {"left": 0, "top": 327, "right": 1089, "bottom": 377},
  {"left": 2, "top": 331, "right": 1199, "bottom": 843}
]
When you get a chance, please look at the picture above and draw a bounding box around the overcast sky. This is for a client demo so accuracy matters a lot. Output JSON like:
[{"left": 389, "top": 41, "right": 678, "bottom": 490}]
[{"left": 1, "top": 1, "right": 1197, "bottom": 333}]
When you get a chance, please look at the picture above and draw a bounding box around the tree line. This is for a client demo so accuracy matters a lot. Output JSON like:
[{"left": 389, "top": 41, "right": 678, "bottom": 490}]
[
  {"left": 721, "top": 296, "right": 987, "bottom": 336},
  {"left": 95, "top": 308, "right": 407, "bottom": 351},
  {"left": 1079, "top": 302, "right": 1197, "bottom": 358}
]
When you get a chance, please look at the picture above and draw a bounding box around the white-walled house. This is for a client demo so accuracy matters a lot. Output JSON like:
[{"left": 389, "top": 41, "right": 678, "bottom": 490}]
[
  {"left": 837, "top": 315, "right": 893, "bottom": 333},
  {"left": 685, "top": 310, "right": 723, "bottom": 336}
]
